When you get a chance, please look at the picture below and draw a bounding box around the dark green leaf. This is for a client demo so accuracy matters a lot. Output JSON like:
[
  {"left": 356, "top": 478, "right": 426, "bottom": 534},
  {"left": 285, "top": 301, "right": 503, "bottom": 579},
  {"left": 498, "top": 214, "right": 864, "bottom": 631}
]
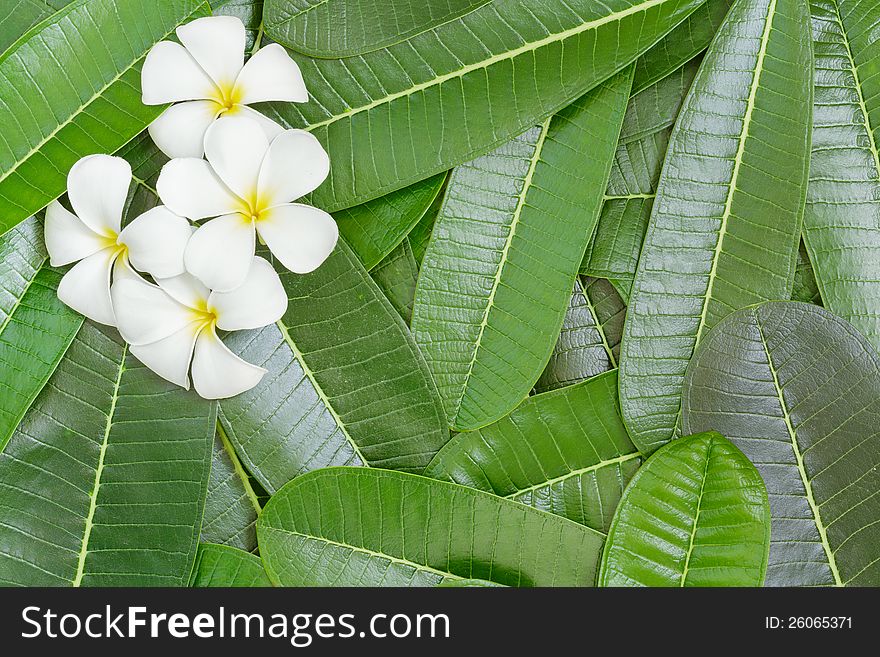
[
  {"left": 190, "top": 544, "right": 272, "bottom": 587},
  {"left": 370, "top": 238, "right": 420, "bottom": 324},
  {"left": 792, "top": 241, "right": 822, "bottom": 305}
]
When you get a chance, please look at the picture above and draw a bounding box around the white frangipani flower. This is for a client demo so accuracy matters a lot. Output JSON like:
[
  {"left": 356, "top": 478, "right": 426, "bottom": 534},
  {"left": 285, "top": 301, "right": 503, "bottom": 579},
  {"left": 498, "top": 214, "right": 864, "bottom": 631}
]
[
  {"left": 141, "top": 15, "right": 307, "bottom": 159},
  {"left": 45, "top": 154, "right": 192, "bottom": 326},
  {"left": 111, "top": 257, "right": 287, "bottom": 399},
  {"left": 157, "top": 116, "right": 338, "bottom": 292}
]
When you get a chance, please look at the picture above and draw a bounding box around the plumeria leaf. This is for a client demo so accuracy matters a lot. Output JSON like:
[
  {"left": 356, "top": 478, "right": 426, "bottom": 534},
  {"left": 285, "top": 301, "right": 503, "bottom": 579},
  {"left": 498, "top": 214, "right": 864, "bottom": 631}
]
[
  {"left": 0, "top": 323, "right": 216, "bottom": 585},
  {"left": 190, "top": 544, "right": 272, "bottom": 587},
  {"left": 0, "top": 216, "right": 82, "bottom": 451},
  {"left": 370, "top": 238, "right": 421, "bottom": 324},
  {"left": 257, "top": 467, "right": 605, "bottom": 586},
  {"left": 412, "top": 69, "right": 632, "bottom": 431},
  {"left": 425, "top": 370, "right": 641, "bottom": 533},
  {"left": 0, "top": 0, "right": 211, "bottom": 236},
  {"left": 219, "top": 239, "right": 448, "bottom": 494},
  {"left": 0, "top": 0, "right": 73, "bottom": 55},
  {"left": 792, "top": 241, "right": 823, "bottom": 305},
  {"left": 682, "top": 302, "right": 880, "bottom": 586},
  {"left": 261, "top": 0, "right": 710, "bottom": 212},
  {"left": 619, "top": 0, "right": 813, "bottom": 455}
]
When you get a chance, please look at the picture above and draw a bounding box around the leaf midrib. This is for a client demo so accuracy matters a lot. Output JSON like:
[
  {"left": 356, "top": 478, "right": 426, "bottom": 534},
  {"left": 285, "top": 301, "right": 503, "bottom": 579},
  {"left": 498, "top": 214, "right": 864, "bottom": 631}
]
[
  {"left": 0, "top": 256, "right": 47, "bottom": 337},
  {"left": 216, "top": 420, "right": 262, "bottom": 517},
  {"left": 508, "top": 451, "right": 640, "bottom": 500},
  {"left": 679, "top": 435, "right": 713, "bottom": 586},
  {"left": 581, "top": 277, "right": 618, "bottom": 369}
]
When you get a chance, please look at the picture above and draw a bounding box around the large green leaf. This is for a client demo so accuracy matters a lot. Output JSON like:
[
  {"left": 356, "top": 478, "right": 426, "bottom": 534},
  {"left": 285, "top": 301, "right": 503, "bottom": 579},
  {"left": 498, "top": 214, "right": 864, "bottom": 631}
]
[
  {"left": 0, "top": 217, "right": 82, "bottom": 451},
  {"left": 425, "top": 370, "right": 640, "bottom": 533},
  {"left": 619, "top": 0, "right": 813, "bottom": 455},
  {"left": 219, "top": 240, "right": 448, "bottom": 494},
  {"left": 0, "top": 323, "right": 216, "bottom": 586},
  {"left": 412, "top": 69, "right": 633, "bottom": 431},
  {"left": 598, "top": 431, "right": 770, "bottom": 587},
  {"left": 0, "top": 0, "right": 73, "bottom": 55},
  {"left": 0, "top": 0, "right": 210, "bottom": 236},
  {"left": 682, "top": 301, "right": 880, "bottom": 586},
  {"left": 190, "top": 544, "right": 272, "bottom": 587},
  {"left": 803, "top": 0, "right": 880, "bottom": 348},
  {"left": 257, "top": 467, "right": 605, "bottom": 586},
  {"left": 792, "top": 241, "right": 822, "bottom": 305},
  {"left": 335, "top": 173, "right": 446, "bottom": 270},
  {"left": 370, "top": 238, "right": 420, "bottom": 324},
  {"left": 200, "top": 423, "right": 262, "bottom": 552},
  {"left": 265, "top": 0, "right": 491, "bottom": 57},
  {"left": 408, "top": 181, "right": 448, "bottom": 268},
  {"left": 535, "top": 277, "right": 625, "bottom": 394},
  {"left": 262, "top": 0, "right": 710, "bottom": 212}
]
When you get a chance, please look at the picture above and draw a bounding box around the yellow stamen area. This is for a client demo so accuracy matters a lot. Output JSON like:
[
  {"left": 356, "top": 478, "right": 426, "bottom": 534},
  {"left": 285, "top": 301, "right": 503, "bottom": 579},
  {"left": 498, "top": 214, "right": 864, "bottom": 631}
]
[
  {"left": 190, "top": 305, "right": 218, "bottom": 334},
  {"left": 236, "top": 188, "right": 272, "bottom": 226},
  {"left": 211, "top": 81, "right": 244, "bottom": 115}
]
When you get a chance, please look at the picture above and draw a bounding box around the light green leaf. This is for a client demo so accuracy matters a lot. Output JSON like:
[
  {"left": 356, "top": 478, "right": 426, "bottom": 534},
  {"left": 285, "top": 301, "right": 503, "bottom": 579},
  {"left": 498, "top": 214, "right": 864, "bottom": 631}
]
[
  {"left": 619, "top": 0, "right": 813, "bottom": 455},
  {"left": 0, "top": 323, "right": 216, "bottom": 586},
  {"left": 425, "top": 370, "right": 640, "bottom": 533},
  {"left": 0, "top": 0, "right": 73, "bottom": 55},
  {"left": 412, "top": 69, "right": 633, "bottom": 431},
  {"left": 219, "top": 240, "right": 448, "bottom": 494},
  {"left": 200, "top": 423, "right": 262, "bottom": 552},
  {"left": 0, "top": 216, "right": 82, "bottom": 451},
  {"left": 262, "top": 0, "right": 710, "bottom": 212},
  {"left": 534, "top": 277, "right": 625, "bottom": 394},
  {"left": 257, "top": 467, "right": 605, "bottom": 586},
  {"left": 370, "top": 238, "right": 420, "bottom": 324},
  {"left": 803, "top": 0, "right": 880, "bottom": 348},
  {"left": 792, "top": 241, "right": 822, "bottom": 305},
  {"left": 190, "top": 544, "right": 272, "bottom": 587},
  {"left": 0, "top": 0, "right": 211, "bottom": 236},
  {"left": 265, "top": 0, "right": 491, "bottom": 57},
  {"left": 682, "top": 301, "right": 880, "bottom": 586},
  {"left": 335, "top": 173, "right": 446, "bottom": 270},
  {"left": 598, "top": 431, "right": 770, "bottom": 587}
]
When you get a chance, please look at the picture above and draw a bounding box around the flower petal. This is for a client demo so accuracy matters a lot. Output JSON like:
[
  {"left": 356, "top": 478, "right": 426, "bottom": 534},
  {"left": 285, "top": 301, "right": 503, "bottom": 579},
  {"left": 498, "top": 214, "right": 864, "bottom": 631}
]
[
  {"left": 184, "top": 213, "right": 255, "bottom": 292},
  {"left": 141, "top": 40, "right": 217, "bottom": 104},
  {"left": 148, "top": 100, "right": 221, "bottom": 159},
  {"left": 119, "top": 206, "right": 193, "bottom": 278},
  {"left": 256, "top": 204, "right": 338, "bottom": 274},
  {"left": 176, "top": 16, "right": 245, "bottom": 88},
  {"left": 156, "top": 273, "right": 210, "bottom": 310},
  {"left": 44, "top": 201, "right": 105, "bottom": 266},
  {"left": 234, "top": 43, "right": 307, "bottom": 104},
  {"left": 157, "top": 158, "right": 241, "bottom": 220},
  {"left": 209, "top": 256, "right": 287, "bottom": 331},
  {"left": 130, "top": 323, "right": 202, "bottom": 390},
  {"left": 67, "top": 155, "right": 131, "bottom": 236},
  {"left": 204, "top": 116, "right": 268, "bottom": 200},
  {"left": 57, "top": 248, "right": 118, "bottom": 326},
  {"left": 192, "top": 327, "right": 266, "bottom": 399},
  {"left": 111, "top": 276, "right": 196, "bottom": 346},
  {"left": 257, "top": 130, "right": 330, "bottom": 206},
  {"left": 235, "top": 105, "right": 285, "bottom": 142}
]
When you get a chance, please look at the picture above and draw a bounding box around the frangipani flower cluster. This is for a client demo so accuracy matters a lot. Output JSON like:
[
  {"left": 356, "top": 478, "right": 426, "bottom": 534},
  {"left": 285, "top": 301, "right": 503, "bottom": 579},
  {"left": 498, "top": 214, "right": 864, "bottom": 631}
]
[{"left": 43, "top": 16, "right": 337, "bottom": 400}]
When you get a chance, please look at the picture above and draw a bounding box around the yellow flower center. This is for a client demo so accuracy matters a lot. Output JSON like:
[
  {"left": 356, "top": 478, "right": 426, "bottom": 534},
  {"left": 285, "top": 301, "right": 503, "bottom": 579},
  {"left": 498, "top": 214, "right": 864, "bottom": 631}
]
[
  {"left": 212, "top": 81, "right": 244, "bottom": 115},
  {"left": 190, "top": 302, "right": 219, "bottom": 332},
  {"left": 237, "top": 189, "right": 271, "bottom": 225}
]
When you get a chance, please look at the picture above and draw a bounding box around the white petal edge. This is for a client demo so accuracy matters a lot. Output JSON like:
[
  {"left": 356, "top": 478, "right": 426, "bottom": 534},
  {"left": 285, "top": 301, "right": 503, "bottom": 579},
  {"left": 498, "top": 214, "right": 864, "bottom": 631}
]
[
  {"left": 176, "top": 16, "right": 245, "bottom": 88},
  {"left": 148, "top": 100, "right": 221, "bottom": 159},
  {"left": 57, "top": 248, "right": 118, "bottom": 326},
  {"left": 234, "top": 43, "right": 308, "bottom": 104},
  {"left": 235, "top": 105, "right": 285, "bottom": 142},
  {"left": 256, "top": 204, "right": 338, "bottom": 274},
  {"left": 204, "top": 117, "right": 269, "bottom": 201},
  {"left": 210, "top": 256, "right": 287, "bottom": 331},
  {"left": 257, "top": 129, "right": 330, "bottom": 206},
  {"left": 111, "top": 276, "right": 197, "bottom": 346},
  {"left": 141, "top": 40, "right": 217, "bottom": 105},
  {"left": 191, "top": 328, "right": 266, "bottom": 399},
  {"left": 184, "top": 213, "right": 255, "bottom": 292},
  {"left": 119, "top": 206, "right": 193, "bottom": 278},
  {"left": 67, "top": 155, "right": 131, "bottom": 236},
  {"left": 157, "top": 158, "right": 242, "bottom": 220},
  {"left": 44, "top": 201, "right": 105, "bottom": 266},
  {"left": 156, "top": 273, "right": 211, "bottom": 310},
  {"left": 130, "top": 323, "right": 202, "bottom": 390}
]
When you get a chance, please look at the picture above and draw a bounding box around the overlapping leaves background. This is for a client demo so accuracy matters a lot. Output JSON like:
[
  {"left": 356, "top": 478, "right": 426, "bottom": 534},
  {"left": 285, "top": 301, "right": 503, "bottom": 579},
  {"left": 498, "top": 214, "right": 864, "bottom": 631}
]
[{"left": 0, "top": 0, "right": 878, "bottom": 587}]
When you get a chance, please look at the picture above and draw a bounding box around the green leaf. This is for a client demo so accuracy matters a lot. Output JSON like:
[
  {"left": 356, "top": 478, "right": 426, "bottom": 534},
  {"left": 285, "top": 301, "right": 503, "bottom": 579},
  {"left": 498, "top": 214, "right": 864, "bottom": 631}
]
[
  {"left": 802, "top": 0, "right": 880, "bottom": 348},
  {"left": 437, "top": 578, "right": 505, "bottom": 587},
  {"left": 534, "top": 277, "right": 625, "bottom": 394},
  {"left": 631, "top": 0, "right": 732, "bottom": 93},
  {"left": 335, "top": 173, "right": 446, "bottom": 270},
  {"left": 200, "top": 423, "right": 262, "bottom": 552},
  {"left": 408, "top": 181, "right": 448, "bottom": 268},
  {"left": 0, "top": 0, "right": 211, "bottom": 236},
  {"left": 0, "top": 0, "right": 73, "bottom": 55},
  {"left": 266, "top": 0, "right": 491, "bottom": 57},
  {"left": 412, "top": 69, "right": 633, "bottom": 431},
  {"left": 219, "top": 240, "right": 448, "bottom": 494},
  {"left": 257, "top": 467, "right": 605, "bottom": 586},
  {"left": 0, "top": 323, "right": 216, "bottom": 586},
  {"left": 262, "top": 0, "right": 710, "bottom": 212},
  {"left": 792, "top": 241, "right": 822, "bottom": 305},
  {"left": 425, "top": 370, "right": 640, "bottom": 533},
  {"left": 682, "top": 301, "right": 880, "bottom": 586},
  {"left": 598, "top": 431, "right": 770, "bottom": 587},
  {"left": 619, "top": 0, "right": 813, "bottom": 455},
  {"left": 190, "top": 544, "right": 272, "bottom": 587},
  {"left": 0, "top": 216, "right": 82, "bottom": 451},
  {"left": 371, "top": 238, "right": 420, "bottom": 324}
]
